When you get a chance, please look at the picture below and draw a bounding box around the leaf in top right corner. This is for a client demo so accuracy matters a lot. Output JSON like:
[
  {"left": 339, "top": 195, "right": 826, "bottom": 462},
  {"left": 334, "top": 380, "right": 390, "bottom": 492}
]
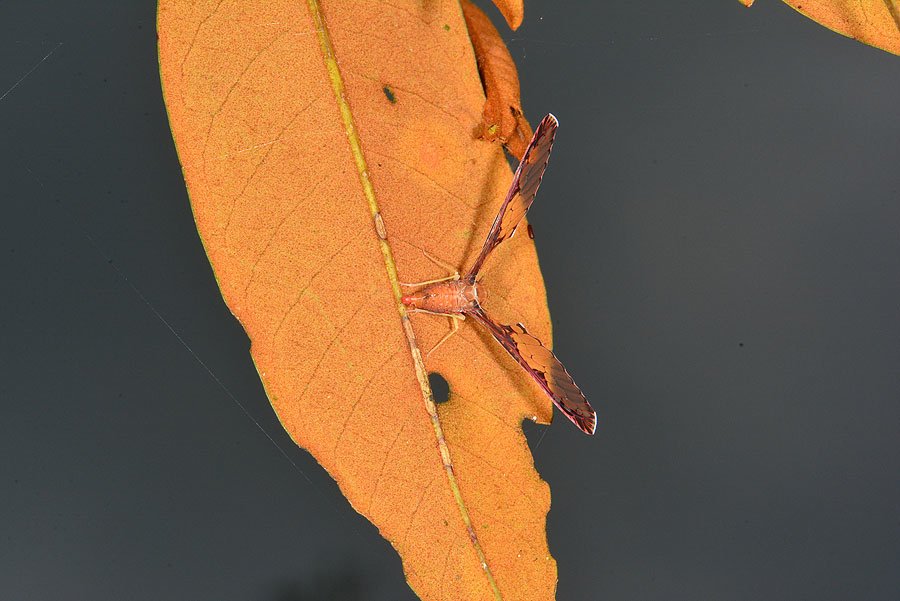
[{"left": 740, "top": 0, "right": 900, "bottom": 56}]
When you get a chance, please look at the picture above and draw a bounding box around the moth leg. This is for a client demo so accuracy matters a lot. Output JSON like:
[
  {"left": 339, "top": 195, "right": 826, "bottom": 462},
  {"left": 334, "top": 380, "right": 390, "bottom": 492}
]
[
  {"left": 422, "top": 250, "right": 460, "bottom": 280},
  {"left": 400, "top": 250, "right": 461, "bottom": 287},
  {"left": 399, "top": 275, "right": 457, "bottom": 287},
  {"left": 426, "top": 314, "right": 465, "bottom": 358},
  {"left": 406, "top": 308, "right": 454, "bottom": 317}
]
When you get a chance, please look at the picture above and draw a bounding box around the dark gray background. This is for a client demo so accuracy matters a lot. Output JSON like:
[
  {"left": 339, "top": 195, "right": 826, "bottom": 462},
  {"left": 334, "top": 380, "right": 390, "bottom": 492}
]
[{"left": 2, "top": 1, "right": 898, "bottom": 599}]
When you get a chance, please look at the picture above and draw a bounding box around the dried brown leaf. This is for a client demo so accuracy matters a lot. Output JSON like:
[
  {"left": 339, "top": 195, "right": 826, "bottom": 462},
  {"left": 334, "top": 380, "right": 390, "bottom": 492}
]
[{"left": 463, "top": 0, "right": 533, "bottom": 158}]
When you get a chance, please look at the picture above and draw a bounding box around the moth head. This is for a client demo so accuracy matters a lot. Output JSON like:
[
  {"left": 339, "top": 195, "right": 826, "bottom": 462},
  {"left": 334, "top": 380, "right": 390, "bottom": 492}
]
[{"left": 401, "top": 290, "right": 428, "bottom": 309}]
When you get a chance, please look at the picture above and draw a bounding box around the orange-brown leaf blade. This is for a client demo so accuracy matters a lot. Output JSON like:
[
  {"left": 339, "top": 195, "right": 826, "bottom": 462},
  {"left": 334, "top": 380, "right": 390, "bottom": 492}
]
[
  {"left": 158, "top": 1, "right": 558, "bottom": 599},
  {"left": 787, "top": 1, "right": 900, "bottom": 55}
]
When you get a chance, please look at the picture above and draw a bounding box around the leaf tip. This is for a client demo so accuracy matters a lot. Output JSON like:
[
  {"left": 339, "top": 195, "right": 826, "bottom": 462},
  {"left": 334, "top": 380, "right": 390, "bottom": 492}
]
[{"left": 492, "top": 0, "right": 524, "bottom": 30}]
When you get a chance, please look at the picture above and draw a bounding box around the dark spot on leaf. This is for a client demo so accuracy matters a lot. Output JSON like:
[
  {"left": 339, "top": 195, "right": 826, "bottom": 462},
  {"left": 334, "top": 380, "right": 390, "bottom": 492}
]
[
  {"left": 428, "top": 372, "right": 450, "bottom": 403},
  {"left": 382, "top": 85, "right": 396, "bottom": 104},
  {"left": 443, "top": 24, "right": 450, "bottom": 31}
]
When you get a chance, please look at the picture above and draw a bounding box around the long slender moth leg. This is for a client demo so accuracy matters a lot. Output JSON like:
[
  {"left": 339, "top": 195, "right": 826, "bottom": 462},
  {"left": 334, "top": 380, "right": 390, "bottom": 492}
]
[
  {"left": 407, "top": 308, "right": 457, "bottom": 318},
  {"left": 399, "top": 250, "right": 461, "bottom": 287},
  {"left": 400, "top": 249, "right": 463, "bottom": 288},
  {"left": 421, "top": 250, "right": 460, "bottom": 280},
  {"left": 426, "top": 314, "right": 465, "bottom": 358},
  {"left": 399, "top": 274, "right": 458, "bottom": 287}
]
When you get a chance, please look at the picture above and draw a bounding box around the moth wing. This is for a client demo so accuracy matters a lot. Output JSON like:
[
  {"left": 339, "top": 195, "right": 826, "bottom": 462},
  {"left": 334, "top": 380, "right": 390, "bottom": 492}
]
[
  {"left": 466, "top": 114, "right": 559, "bottom": 280},
  {"left": 469, "top": 307, "right": 596, "bottom": 435}
]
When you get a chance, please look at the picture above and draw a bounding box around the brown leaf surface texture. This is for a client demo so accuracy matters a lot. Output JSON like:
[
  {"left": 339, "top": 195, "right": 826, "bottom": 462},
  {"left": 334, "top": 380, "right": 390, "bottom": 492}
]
[
  {"left": 158, "top": 1, "right": 557, "bottom": 600},
  {"left": 740, "top": 0, "right": 900, "bottom": 55},
  {"left": 463, "top": 0, "right": 534, "bottom": 159}
]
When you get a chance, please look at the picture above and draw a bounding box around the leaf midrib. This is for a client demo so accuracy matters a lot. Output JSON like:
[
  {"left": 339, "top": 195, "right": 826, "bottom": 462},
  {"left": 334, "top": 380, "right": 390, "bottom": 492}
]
[{"left": 303, "top": 1, "right": 503, "bottom": 599}]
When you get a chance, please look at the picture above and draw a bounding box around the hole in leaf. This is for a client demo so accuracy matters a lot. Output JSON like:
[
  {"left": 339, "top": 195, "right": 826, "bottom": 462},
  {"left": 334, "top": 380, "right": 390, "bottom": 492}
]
[{"left": 428, "top": 372, "right": 450, "bottom": 404}]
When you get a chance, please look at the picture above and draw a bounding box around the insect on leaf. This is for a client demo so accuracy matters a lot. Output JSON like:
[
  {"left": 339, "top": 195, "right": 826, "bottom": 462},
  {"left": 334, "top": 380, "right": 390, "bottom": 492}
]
[
  {"left": 158, "top": 1, "right": 564, "bottom": 599},
  {"left": 399, "top": 114, "right": 595, "bottom": 435}
]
